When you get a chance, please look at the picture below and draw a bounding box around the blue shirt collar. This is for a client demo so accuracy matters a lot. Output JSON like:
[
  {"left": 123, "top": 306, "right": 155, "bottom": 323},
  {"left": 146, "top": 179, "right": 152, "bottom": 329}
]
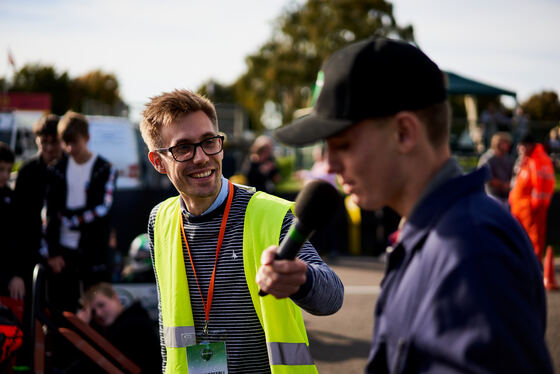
[{"left": 181, "top": 175, "right": 229, "bottom": 217}]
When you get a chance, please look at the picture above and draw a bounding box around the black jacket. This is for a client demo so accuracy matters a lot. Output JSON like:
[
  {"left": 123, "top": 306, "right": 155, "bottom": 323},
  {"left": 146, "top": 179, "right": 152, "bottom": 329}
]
[
  {"left": 13, "top": 154, "right": 57, "bottom": 274},
  {"left": 68, "top": 302, "right": 161, "bottom": 374},
  {"left": 46, "top": 155, "right": 116, "bottom": 268},
  {"left": 0, "top": 186, "right": 20, "bottom": 290},
  {"left": 103, "top": 302, "right": 161, "bottom": 373}
]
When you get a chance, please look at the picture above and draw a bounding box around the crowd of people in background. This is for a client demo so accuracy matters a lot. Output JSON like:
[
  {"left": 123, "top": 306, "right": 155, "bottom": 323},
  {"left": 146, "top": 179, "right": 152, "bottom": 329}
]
[
  {"left": 477, "top": 121, "right": 559, "bottom": 262},
  {"left": 0, "top": 37, "right": 559, "bottom": 373},
  {"left": 0, "top": 112, "right": 159, "bottom": 373}
]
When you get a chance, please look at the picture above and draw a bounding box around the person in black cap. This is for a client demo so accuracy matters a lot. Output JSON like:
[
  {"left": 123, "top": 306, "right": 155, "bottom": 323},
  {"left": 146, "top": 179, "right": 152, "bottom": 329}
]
[{"left": 276, "top": 37, "right": 553, "bottom": 373}]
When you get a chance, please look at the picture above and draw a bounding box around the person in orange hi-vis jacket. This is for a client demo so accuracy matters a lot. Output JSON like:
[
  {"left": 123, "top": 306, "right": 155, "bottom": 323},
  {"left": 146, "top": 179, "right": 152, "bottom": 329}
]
[{"left": 509, "top": 134, "right": 556, "bottom": 260}]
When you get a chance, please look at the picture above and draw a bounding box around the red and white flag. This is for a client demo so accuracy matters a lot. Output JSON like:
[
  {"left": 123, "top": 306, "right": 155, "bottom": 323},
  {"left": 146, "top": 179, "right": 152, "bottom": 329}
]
[{"left": 7, "top": 49, "right": 15, "bottom": 69}]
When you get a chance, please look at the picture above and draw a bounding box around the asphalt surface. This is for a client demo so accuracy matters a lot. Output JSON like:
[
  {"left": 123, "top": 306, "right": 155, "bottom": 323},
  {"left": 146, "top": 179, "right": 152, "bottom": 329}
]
[{"left": 304, "top": 256, "right": 560, "bottom": 374}]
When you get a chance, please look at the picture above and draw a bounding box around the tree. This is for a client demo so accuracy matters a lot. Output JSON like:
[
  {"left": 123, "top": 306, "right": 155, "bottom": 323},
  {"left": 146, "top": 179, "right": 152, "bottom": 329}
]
[
  {"left": 197, "top": 79, "right": 237, "bottom": 104},
  {"left": 6, "top": 64, "right": 126, "bottom": 116},
  {"left": 10, "top": 63, "right": 72, "bottom": 114},
  {"left": 234, "top": 0, "right": 415, "bottom": 130},
  {"left": 74, "top": 70, "right": 127, "bottom": 116},
  {"left": 522, "top": 91, "right": 560, "bottom": 122}
]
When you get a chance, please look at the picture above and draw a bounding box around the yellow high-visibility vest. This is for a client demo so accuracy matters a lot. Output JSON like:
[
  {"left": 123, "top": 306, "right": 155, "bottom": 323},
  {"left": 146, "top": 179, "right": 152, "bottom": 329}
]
[{"left": 153, "top": 191, "right": 318, "bottom": 373}]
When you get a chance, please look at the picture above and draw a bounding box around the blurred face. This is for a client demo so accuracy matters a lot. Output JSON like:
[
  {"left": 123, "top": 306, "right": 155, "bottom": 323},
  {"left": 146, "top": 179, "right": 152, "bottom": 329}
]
[
  {"left": 497, "top": 139, "right": 511, "bottom": 155},
  {"left": 0, "top": 161, "right": 13, "bottom": 188},
  {"left": 518, "top": 143, "right": 535, "bottom": 158},
  {"left": 149, "top": 111, "right": 223, "bottom": 212},
  {"left": 90, "top": 293, "right": 122, "bottom": 327},
  {"left": 37, "top": 134, "right": 62, "bottom": 165},
  {"left": 62, "top": 134, "right": 90, "bottom": 163},
  {"left": 326, "top": 118, "right": 401, "bottom": 210}
]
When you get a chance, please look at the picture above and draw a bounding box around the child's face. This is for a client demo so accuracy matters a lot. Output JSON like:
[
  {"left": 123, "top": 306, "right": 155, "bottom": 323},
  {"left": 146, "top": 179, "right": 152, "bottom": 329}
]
[
  {"left": 37, "top": 134, "right": 62, "bottom": 165},
  {"left": 62, "top": 134, "right": 89, "bottom": 162},
  {"left": 89, "top": 293, "right": 122, "bottom": 327},
  {"left": 0, "top": 161, "right": 13, "bottom": 188}
]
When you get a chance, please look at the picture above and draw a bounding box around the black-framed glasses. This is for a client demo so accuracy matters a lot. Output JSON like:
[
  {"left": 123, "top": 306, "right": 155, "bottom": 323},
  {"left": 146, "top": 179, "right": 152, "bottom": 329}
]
[{"left": 155, "top": 135, "right": 224, "bottom": 162}]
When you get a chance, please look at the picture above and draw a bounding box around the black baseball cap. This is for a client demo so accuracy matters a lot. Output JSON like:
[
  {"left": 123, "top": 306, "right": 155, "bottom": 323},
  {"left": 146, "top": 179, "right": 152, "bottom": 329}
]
[{"left": 275, "top": 37, "right": 447, "bottom": 146}]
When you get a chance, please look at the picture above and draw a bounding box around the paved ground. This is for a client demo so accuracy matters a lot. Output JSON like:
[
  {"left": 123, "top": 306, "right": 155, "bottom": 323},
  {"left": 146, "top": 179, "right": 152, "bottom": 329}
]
[{"left": 304, "top": 256, "right": 560, "bottom": 373}]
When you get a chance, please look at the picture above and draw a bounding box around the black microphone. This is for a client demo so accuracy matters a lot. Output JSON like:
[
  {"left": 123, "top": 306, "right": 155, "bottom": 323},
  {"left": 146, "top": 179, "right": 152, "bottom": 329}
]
[{"left": 259, "top": 179, "right": 341, "bottom": 296}]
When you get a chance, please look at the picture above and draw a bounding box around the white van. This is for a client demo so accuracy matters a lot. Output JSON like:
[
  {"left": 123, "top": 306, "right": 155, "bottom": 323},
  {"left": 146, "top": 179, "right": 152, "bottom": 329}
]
[{"left": 87, "top": 115, "right": 143, "bottom": 190}]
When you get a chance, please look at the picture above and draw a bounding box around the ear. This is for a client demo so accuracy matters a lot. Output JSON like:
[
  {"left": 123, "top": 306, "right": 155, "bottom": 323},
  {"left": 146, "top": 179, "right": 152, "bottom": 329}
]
[
  {"left": 393, "top": 112, "right": 421, "bottom": 153},
  {"left": 148, "top": 151, "right": 168, "bottom": 174}
]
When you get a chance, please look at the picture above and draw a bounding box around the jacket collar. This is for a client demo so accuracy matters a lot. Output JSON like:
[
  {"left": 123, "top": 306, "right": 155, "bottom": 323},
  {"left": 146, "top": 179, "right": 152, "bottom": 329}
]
[{"left": 398, "top": 162, "right": 490, "bottom": 255}]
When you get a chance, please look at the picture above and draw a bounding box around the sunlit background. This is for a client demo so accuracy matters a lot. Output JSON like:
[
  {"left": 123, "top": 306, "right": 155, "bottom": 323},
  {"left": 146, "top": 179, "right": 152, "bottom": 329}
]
[{"left": 2, "top": 0, "right": 559, "bottom": 122}]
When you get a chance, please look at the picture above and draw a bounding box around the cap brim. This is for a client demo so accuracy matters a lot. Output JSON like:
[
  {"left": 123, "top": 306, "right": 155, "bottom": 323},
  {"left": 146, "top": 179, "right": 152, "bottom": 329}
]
[{"left": 274, "top": 112, "right": 353, "bottom": 146}]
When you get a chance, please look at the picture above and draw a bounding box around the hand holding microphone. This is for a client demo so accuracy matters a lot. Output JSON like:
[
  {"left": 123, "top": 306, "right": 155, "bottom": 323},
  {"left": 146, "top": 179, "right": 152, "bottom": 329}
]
[{"left": 257, "top": 180, "right": 340, "bottom": 297}]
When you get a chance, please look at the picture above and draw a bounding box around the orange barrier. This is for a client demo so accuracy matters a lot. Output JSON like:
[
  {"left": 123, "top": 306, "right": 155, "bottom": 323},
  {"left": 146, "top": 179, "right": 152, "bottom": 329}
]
[
  {"left": 63, "top": 312, "right": 141, "bottom": 374},
  {"left": 59, "top": 328, "right": 124, "bottom": 374},
  {"left": 544, "top": 245, "right": 559, "bottom": 291},
  {"left": 31, "top": 264, "right": 142, "bottom": 374}
]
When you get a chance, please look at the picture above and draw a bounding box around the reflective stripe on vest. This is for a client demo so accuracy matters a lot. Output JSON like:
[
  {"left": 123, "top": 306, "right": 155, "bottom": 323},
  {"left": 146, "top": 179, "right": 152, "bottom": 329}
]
[
  {"left": 267, "top": 342, "right": 315, "bottom": 365},
  {"left": 164, "top": 326, "right": 196, "bottom": 348},
  {"left": 154, "top": 190, "right": 318, "bottom": 373}
]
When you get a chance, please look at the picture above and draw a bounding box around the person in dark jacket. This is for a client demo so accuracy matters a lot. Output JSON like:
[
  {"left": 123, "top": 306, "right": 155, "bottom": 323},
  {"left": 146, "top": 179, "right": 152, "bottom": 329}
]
[
  {"left": 11, "top": 111, "right": 64, "bottom": 372},
  {"left": 275, "top": 37, "right": 553, "bottom": 373},
  {"left": 75, "top": 282, "right": 161, "bottom": 373},
  {"left": 0, "top": 142, "right": 22, "bottom": 299},
  {"left": 13, "top": 114, "right": 63, "bottom": 286},
  {"left": 45, "top": 111, "right": 117, "bottom": 313}
]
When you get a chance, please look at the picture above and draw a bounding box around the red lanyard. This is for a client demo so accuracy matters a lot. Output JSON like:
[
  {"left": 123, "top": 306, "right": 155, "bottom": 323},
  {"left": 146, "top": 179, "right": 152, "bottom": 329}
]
[{"left": 179, "top": 180, "right": 234, "bottom": 335}]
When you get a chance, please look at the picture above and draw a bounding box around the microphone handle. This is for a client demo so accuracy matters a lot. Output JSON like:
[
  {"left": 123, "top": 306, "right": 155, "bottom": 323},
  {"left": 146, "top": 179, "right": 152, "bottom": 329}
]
[
  {"left": 275, "top": 220, "right": 312, "bottom": 260},
  {"left": 259, "top": 220, "right": 312, "bottom": 296}
]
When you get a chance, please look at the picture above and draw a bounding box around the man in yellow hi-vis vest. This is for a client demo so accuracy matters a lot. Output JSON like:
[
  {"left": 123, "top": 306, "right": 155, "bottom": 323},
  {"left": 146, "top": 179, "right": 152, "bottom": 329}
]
[{"left": 139, "top": 89, "right": 344, "bottom": 374}]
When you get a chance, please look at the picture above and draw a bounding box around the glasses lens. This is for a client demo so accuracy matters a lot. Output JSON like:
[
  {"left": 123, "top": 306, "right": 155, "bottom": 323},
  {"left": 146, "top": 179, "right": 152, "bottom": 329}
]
[
  {"left": 172, "top": 143, "right": 194, "bottom": 161},
  {"left": 202, "top": 137, "right": 223, "bottom": 154}
]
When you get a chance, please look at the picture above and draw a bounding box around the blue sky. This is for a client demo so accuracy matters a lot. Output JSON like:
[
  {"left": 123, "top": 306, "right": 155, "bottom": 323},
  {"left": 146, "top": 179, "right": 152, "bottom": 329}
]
[{"left": 1, "top": 0, "right": 559, "bottom": 119}]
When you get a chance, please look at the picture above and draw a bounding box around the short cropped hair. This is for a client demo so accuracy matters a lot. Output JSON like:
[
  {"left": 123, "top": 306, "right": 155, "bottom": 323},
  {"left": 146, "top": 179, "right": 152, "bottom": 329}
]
[
  {"left": 33, "top": 114, "right": 60, "bottom": 137},
  {"left": 81, "top": 282, "right": 117, "bottom": 306},
  {"left": 0, "top": 142, "right": 15, "bottom": 164},
  {"left": 413, "top": 101, "right": 451, "bottom": 149},
  {"left": 58, "top": 111, "right": 89, "bottom": 143},
  {"left": 372, "top": 101, "right": 450, "bottom": 149},
  {"left": 140, "top": 89, "right": 218, "bottom": 150}
]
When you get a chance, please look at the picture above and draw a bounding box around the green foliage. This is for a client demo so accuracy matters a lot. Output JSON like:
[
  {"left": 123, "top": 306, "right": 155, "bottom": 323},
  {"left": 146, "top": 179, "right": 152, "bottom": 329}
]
[
  {"left": 276, "top": 155, "right": 296, "bottom": 180},
  {"left": 5, "top": 63, "right": 124, "bottom": 115},
  {"left": 522, "top": 91, "right": 560, "bottom": 122},
  {"left": 74, "top": 70, "right": 121, "bottom": 106},
  {"left": 10, "top": 63, "right": 72, "bottom": 114},
  {"left": 274, "top": 155, "right": 302, "bottom": 194},
  {"left": 197, "top": 80, "right": 237, "bottom": 104},
  {"left": 456, "top": 154, "right": 479, "bottom": 172},
  {"left": 234, "top": 0, "right": 415, "bottom": 130}
]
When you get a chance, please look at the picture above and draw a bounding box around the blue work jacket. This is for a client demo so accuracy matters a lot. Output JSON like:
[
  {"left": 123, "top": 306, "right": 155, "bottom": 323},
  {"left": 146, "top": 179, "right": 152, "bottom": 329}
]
[{"left": 367, "top": 167, "right": 553, "bottom": 373}]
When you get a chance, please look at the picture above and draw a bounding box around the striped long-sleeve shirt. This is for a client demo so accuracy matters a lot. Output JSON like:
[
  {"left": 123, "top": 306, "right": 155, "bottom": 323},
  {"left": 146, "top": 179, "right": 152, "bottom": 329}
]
[{"left": 148, "top": 185, "right": 344, "bottom": 373}]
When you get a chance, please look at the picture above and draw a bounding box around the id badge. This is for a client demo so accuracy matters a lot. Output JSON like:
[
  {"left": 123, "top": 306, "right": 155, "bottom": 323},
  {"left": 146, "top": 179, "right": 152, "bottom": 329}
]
[
  {"left": 186, "top": 330, "right": 228, "bottom": 374},
  {"left": 186, "top": 342, "right": 227, "bottom": 374}
]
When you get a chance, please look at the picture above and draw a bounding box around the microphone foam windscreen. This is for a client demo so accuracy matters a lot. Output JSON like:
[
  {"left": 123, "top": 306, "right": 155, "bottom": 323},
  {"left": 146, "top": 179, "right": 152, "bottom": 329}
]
[{"left": 294, "top": 179, "right": 341, "bottom": 230}]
